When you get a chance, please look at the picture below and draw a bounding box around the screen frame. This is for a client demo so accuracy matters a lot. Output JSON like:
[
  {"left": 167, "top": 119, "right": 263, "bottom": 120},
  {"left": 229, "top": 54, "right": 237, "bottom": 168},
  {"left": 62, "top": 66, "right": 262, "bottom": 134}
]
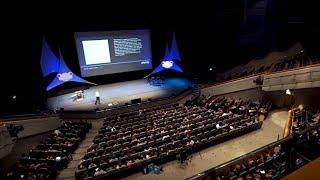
[{"left": 74, "top": 29, "right": 152, "bottom": 77}]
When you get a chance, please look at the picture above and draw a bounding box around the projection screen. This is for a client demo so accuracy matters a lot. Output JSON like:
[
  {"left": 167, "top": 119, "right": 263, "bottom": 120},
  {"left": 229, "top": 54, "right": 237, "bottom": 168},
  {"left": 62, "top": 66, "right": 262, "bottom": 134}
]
[{"left": 74, "top": 30, "right": 152, "bottom": 77}]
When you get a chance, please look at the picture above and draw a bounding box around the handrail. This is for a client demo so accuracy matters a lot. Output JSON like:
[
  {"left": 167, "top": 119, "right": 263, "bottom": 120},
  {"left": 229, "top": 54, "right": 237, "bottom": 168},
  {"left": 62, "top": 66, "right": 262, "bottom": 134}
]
[
  {"left": 283, "top": 110, "right": 293, "bottom": 138},
  {"left": 264, "top": 63, "right": 320, "bottom": 76},
  {"left": 97, "top": 87, "right": 192, "bottom": 113},
  {"left": 103, "top": 88, "right": 193, "bottom": 114},
  {"left": 186, "top": 137, "right": 292, "bottom": 180},
  {"left": 202, "top": 73, "right": 262, "bottom": 89},
  {"left": 202, "top": 63, "right": 320, "bottom": 89},
  {"left": 0, "top": 114, "right": 57, "bottom": 123},
  {"left": 59, "top": 87, "right": 194, "bottom": 119},
  {"left": 187, "top": 110, "right": 320, "bottom": 180}
]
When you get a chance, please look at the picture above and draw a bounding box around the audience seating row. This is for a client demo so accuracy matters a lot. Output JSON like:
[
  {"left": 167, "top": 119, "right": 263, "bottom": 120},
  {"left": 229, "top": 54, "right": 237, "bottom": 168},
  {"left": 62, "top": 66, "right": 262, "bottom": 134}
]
[
  {"left": 188, "top": 107, "right": 320, "bottom": 180},
  {"left": 6, "top": 120, "right": 92, "bottom": 180},
  {"left": 218, "top": 51, "right": 320, "bottom": 83},
  {"left": 213, "top": 141, "right": 309, "bottom": 180},
  {"left": 76, "top": 97, "right": 267, "bottom": 179},
  {"left": 291, "top": 107, "right": 320, "bottom": 134}
]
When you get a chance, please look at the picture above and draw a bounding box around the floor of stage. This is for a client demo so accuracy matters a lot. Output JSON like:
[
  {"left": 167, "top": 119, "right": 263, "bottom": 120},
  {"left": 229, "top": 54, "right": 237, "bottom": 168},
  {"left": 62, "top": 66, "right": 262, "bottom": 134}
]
[
  {"left": 123, "top": 109, "right": 288, "bottom": 180},
  {"left": 47, "top": 78, "right": 192, "bottom": 111}
]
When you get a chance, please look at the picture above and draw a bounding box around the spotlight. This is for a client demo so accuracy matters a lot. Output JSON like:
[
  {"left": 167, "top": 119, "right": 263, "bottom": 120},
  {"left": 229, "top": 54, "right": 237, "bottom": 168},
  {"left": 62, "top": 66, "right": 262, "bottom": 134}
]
[
  {"left": 209, "top": 67, "right": 213, "bottom": 71},
  {"left": 12, "top": 95, "right": 17, "bottom": 100},
  {"left": 285, "top": 89, "right": 292, "bottom": 95}
]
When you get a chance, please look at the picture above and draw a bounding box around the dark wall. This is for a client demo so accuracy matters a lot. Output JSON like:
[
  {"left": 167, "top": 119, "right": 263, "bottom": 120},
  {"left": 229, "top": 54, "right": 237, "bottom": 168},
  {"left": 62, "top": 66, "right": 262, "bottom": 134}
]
[{"left": 1, "top": 33, "right": 45, "bottom": 115}]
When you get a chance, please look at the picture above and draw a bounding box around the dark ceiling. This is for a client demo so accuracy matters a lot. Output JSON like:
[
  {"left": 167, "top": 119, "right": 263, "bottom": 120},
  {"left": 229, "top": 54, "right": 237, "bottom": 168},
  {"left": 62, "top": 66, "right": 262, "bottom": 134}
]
[{"left": 1, "top": 0, "right": 319, "bottom": 115}]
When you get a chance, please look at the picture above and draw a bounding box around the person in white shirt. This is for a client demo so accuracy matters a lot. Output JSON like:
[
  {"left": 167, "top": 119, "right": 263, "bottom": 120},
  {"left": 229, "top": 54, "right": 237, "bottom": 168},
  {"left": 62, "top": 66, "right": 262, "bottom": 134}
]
[
  {"left": 222, "top": 111, "right": 232, "bottom": 117},
  {"left": 146, "top": 154, "right": 150, "bottom": 159},
  {"left": 94, "top": 168, "right": 106, "bottom": 176},
  {"left": 216, "top": 123, "right": 220, "bottom": 129},
  {"left": 190, "top": 139, "right": 195, "bottom": 146},
  {"left": 54, "top": 129, "right": 61, "bottom": 136},
  {"left": 95, "top": 91, "right": 100, "bottom": 105},
  {"left": 55, "top": 156, "right": 61, "bottom": 162}
]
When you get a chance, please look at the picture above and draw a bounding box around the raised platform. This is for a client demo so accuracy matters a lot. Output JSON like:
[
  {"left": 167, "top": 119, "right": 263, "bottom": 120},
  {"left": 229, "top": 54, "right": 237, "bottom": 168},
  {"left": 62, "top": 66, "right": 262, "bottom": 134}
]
[{"left": 47, "top": 78, "right": 192, "bottom": 111}]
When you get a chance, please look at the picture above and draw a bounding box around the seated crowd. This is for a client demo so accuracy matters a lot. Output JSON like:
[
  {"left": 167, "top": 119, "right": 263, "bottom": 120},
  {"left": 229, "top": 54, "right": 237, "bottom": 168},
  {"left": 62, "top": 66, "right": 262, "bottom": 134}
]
[
  {"left": 76, "top": 97, "right": 269, "bottom": 179},
  {"left": 273, "top": 52, "right": 319, "bottom": 72},
  {"left": 291, "top": 107, "right": 320, "bottom": 159},
  {"left": 195, "top": 95, "right": 271, "bottom": 119},
  {"left": 291, "top": 106, "right": 320, "bottom": 134},
  {"left": 215, "top": 142, "right": 309, "bottom": 180},
  {"left": 6, "top": 120, "right": 92, "bottom": 180},
  {"left": 218, "top": 52, "right": 320, "bottom": 83},
  {"left": 205, "top": 107, "right": 320, "bottom": 180}
]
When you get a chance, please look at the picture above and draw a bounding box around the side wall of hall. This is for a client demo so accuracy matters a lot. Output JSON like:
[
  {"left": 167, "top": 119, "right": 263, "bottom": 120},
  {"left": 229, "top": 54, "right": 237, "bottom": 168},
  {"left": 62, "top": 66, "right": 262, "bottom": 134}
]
[{"left": 202, "top": 83, "right": 320, "bottom": 109}]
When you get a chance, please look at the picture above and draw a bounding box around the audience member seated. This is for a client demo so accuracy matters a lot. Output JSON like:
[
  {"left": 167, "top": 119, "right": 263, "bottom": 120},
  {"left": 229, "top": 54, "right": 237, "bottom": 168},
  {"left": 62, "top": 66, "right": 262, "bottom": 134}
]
[
  {"left": 215, "top": 142, "right": 311, "bottom": 180},
  {"left": 291, "top": 106, "right": 320, "bottom": 134},
  {"left": 213, "top": 114, "right": 320, "bottom": 180},
  {"left": 76, "top": 98, "right": 268, "bottom": 179},
  {"left": 217, "top": 51, "right": 320, "bottom": 83},
  {"left": 6, "top": 120, "right": 91, "bottom": 180}
]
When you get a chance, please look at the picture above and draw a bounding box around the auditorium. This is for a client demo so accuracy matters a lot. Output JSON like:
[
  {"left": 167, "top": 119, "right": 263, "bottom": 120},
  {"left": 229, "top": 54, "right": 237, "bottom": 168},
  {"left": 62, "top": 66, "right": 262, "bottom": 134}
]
[{"left": 1, "top": 1, "right": 320, "bottom": 179}]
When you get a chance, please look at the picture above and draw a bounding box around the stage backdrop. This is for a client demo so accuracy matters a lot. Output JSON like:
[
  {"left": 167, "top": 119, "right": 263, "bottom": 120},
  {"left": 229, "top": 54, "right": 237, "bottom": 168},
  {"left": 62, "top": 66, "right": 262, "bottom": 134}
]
[{"left": 74, "top": 30, "right": 152, "bottom": 77}]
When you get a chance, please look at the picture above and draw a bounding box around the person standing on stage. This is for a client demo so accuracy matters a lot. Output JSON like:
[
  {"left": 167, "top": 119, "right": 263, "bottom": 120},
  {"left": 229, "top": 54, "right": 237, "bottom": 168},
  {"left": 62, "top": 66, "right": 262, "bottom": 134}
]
[{"left": 95, "top": 91, "right": 100, "bottom": 105}]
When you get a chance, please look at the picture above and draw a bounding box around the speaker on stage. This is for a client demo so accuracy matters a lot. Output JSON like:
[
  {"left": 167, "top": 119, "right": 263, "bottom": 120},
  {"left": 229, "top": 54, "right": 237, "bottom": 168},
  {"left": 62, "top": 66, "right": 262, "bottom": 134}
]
[{"left": 131, "top": 98, "right": 142, "bottom": 104}]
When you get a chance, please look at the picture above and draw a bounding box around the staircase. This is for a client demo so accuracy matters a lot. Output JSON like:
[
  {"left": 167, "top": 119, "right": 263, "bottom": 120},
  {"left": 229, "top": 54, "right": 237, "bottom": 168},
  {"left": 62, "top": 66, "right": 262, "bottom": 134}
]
[
  {"left": 56, "top": 119, "right": 103, "bottom": 180},
  {"left": 178, "top": 82, "right": 201, "bottom": 104},
  {"left": 191, "top": 84, "right": 201, "bottom": 99}
]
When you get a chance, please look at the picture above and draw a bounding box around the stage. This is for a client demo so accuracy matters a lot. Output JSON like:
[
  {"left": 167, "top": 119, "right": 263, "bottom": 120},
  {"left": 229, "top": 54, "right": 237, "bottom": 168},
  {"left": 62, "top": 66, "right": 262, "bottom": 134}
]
[{"left": 47, "top": 78, "right": 192, "bottom": 111}]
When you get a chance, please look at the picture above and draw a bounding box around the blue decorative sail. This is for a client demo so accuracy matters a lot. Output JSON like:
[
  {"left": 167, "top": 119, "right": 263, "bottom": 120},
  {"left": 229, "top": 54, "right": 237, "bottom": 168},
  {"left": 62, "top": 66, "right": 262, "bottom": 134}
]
[
  {"left": 169, "top": 32, "right": 181, "bottom": 61},
  {"left": 163, "top": 43, "right": 171, "bottom": 60},
  {"left": 46, "top": 49, "right": 96, "bottom": 91},
  {"left": 149, "top": 61, "right": 183, "bottom": 75},
  {"left": 146, "top": 33, "right": 183, "bottom": 77},
  {"left": 40, "top": 39, "right": 60, "bottom": 77}
]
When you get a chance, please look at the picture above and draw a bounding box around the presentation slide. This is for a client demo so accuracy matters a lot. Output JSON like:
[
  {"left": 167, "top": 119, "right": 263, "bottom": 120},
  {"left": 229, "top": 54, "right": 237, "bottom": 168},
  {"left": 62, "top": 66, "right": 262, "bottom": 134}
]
[{"left": 74, "top": 30, "right": 152, "bottom": 77}]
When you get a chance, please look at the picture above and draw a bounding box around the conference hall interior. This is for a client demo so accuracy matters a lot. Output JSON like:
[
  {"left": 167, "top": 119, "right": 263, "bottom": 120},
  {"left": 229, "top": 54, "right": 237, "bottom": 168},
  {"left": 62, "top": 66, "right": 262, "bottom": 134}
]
[{"left": 1, "top": 1, "right": 320, "bottom": 179}]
